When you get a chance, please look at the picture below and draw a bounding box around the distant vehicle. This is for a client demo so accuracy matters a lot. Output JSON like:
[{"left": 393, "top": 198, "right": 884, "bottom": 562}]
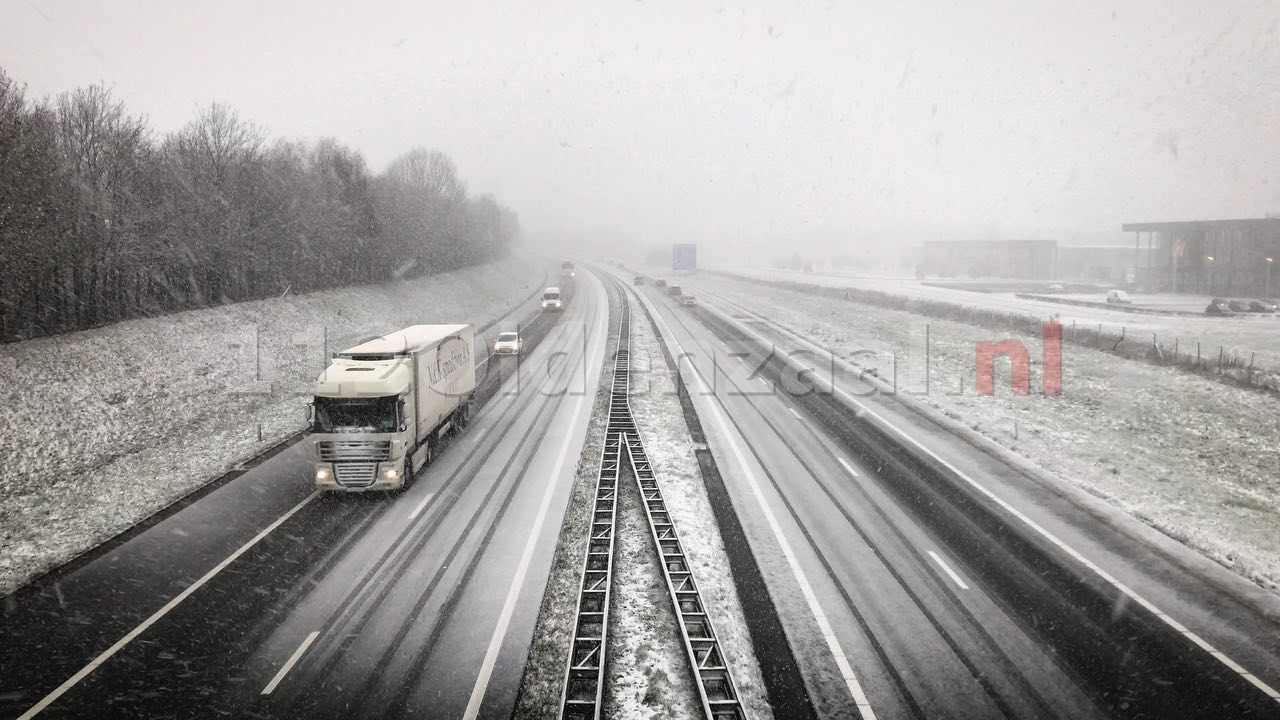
[
  {"left": 542, "top": 287, "right": 563, "bottom": 311},
  {"left": 560, "top": 260, "right": 575, "bottom": 278},
  {"left": 493, "top": 331, "right": 523, "bottom": 355},
  {"left": 1046, "top": 283, "right": 1065, "bottom": 292},
  {"left": 679, "top": 294, "right": 698, "bottom": 306},
  {"left": 1205, "top": 298, "right": 1233, "bottom": 315},
  {"left": 655, "top": 279, "right": 667, "bottom": 288},
  {"left": 1228, "top": 299, "right": 1253, "bottom": 313},
  {"left": 1105, "top": 289, "right": 1132, "bottom": 304},
  {"left": 667, "top": 285, "right": 683, "bottom": 296},
  {"left": 311, "top": 325, "right": 475, "bottom": 491},
  {"left": 1248, "top": 299, "right": 1278, "bottom": 313},
  {"left": 633, "top": 275, "right": 644, "bottom": 286}
]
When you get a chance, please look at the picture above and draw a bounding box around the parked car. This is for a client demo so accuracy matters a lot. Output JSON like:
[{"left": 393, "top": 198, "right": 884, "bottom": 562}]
[
  {"left": 679, "top": 294, "right": 698, "bottom": 306},
  {"left": 633, "top": 275, "right": 644, "bottom": 286},
  {"left": 1228, "top": 299, "right": 1253, "bottom": 313},
  {"left": 493, "top": 331, "right": 523, "bottom": 355},
  {"left": 1249, "top": 299, "right": 1278, "bottom": 313},
  {"left": 1105, "top": 289, "right": 1132, "bottom": 304},
  {"left": 667, "top": 285, "right": 683, "bottom": 296},
  {"left": 1205, "top": 298, "right": 1233, "bottom": 315},
  {"left": 656, "top": 279, "right": 667, "bottom": 288}
]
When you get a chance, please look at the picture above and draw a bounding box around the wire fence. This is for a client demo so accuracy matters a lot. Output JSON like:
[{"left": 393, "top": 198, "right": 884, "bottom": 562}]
[{"left": 719, "top": 272, "right": 1280, "bottom": 396}]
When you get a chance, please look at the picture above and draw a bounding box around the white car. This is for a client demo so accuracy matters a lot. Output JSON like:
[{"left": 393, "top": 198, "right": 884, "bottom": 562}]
[
  {"left": 541, "top": 286, "right": 563, "bottom": 311},
  {"left": 1106, "top": 289, "right": 1133, "bottom": 304},
  {"left": 493, "top": 331, "right": 523, "bottom": 355}
]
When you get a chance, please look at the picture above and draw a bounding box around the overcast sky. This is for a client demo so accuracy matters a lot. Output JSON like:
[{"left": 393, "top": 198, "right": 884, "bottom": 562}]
[{"left": 3, "top": 0, "right": 1279, "bottom": 258}]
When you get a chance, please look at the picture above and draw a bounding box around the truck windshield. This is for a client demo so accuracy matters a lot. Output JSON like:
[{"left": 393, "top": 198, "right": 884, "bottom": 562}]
[
  {"left": 313, "top": 396, "right": 399, "bottom": 433},
  {"left": 544, "top": 292, "right": 560, "bottom": 300}
]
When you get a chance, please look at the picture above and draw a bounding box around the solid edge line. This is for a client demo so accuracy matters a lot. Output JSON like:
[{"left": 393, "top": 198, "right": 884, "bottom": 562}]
[
  {"left": 927, "top": 550, "right": 970, "bottom": 591},
  {"left": 463, "top": 281, "right": 604, "bottom": 718},
  {"left": 18, "top": 490, "right": 320, "bottom": 719},
  {"left": 788, "top": 407, "right": 803, "bottom": 420},
  {"left": 641, "top": 294, "right": 876, "bottom": 720},
  {"left": 712, "top": 295, "right": 1280, "bottom": 704},
  {"left": 836, "top": 457, "right": 860, "bottom": 478},
  {"left": 261, "top": 630, "right": 320, "bottom": 695},
  {"left": 804, "top": 340, "right": 1280, "bottom": 703}
]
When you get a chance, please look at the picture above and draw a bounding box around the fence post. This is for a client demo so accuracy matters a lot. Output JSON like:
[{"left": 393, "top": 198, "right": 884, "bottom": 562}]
[
  {"left": 1197, "top": 342, "right": 1201, "bottom": 366},
  {"left": 1218, "top": 346, "right": 1224, "bottom": 373},
  {"left": 1249, "top": 352, "right": 1255, "bottom": 372}
]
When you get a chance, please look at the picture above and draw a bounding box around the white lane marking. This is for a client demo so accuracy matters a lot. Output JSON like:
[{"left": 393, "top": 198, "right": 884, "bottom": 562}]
[
  {"left": 927, "top": 551, "right": 970, "bottom": 591},
  {"left": 260, "top": 630, "right": 320, "bottom": 695},
  {"left": 837, "top": 457, "right": 860, "bottom": 478},
  {"left": 464, "top": 282, "right": 608, "bottom": 717},
  {"left": 408, "top": 493, "right": 436, "bottom": 520},
  {"left": 471, "top": 427, "right": 488, "bottom": 442},
  {"left": 765, "top": 325, "right": 1280, "bottom": 703},
  {"left": 788, "top": 407, "right": 803, "bottom": 420},
  {"left": 695, "top": 374, "right": 876, "bottom": 719},
  {"left": 642, "top": 289, "right": 874, "bottom": 715},
  {"left": 18, "top": 491, "right": 320, "bottom": 719},
  {"left": 757, "top": 376, "right": 770, "bottom": 387}
]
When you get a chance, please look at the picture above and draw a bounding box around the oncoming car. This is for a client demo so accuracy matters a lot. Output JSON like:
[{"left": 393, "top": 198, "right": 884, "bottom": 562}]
[
  {"left": 541, "top": 286, "right": 562, "bottom": 311},
  {"left": 493, "top": 331, "right": 523, "bottom": 355},
  {"left": 679, "top": 294, "right": 698, "bottom": 306}
]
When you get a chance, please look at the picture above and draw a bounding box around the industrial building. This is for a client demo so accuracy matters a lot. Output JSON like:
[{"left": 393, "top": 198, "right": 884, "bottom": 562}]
[{"left": 1122, "top": 217, "right": 1280, "bottom": 297}]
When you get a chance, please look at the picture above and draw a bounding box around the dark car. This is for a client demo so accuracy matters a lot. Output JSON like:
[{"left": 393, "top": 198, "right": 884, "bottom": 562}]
[
  {"left": 1205, "top": 298, "right": 1233, "bottom": 315},
  {"left": 656, "top": 279, "right": 667, "bottom": 288},
  {"left": 679, "top": 294, "right": 698, "bottom": 306},
  {"left": 1248, "top": 299, "right": 1277, "bottom": 313},
  {"left": 633, "top": 275, "right": 644, "bottom": 286},
  {"left": 1228, "top": 300, "right": 1253, "bottom": 313},
  {"left": 667, "top": 285, "right": 683, "bottom": 296}
]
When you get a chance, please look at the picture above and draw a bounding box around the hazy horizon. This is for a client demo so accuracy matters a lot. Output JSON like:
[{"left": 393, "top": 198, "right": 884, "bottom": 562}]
[{"left": 4, "top": 0, "right": 1278, "bottom": 261}]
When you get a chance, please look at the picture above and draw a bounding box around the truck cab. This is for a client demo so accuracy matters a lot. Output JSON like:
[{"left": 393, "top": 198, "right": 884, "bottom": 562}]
[{"left": 311, "top": 325, "right": 475, "bottom": 491}]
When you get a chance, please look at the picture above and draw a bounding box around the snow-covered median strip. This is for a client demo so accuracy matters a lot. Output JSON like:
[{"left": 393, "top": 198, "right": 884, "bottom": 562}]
[
  {"left": 0, "top": 255, "right": 539, "bottom": 595},
  {"left": 626, "top": 297, "right": 774, "bottom": 720}
]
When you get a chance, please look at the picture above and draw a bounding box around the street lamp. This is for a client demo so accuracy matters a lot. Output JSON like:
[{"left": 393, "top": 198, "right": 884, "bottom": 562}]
[{"left": 1267, "top": 257, "right": 1274, "bottom": 299}]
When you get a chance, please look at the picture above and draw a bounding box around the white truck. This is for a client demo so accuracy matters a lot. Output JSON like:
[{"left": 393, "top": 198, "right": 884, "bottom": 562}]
[
  {"left": 541, "top": 286, "right": 563, "bottom": 311},
  {"left": 310, "top": 324, "right": 476, "bottom": 491}
]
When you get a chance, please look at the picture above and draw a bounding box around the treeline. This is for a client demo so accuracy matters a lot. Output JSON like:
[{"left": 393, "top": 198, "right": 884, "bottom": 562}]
[{"left": 0, "top": 68, "right": 520, "bottom": 342}]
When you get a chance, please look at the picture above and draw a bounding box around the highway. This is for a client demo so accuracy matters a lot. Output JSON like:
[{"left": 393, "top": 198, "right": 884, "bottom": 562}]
[
  {"left": 621, "top": 271, "right": 1280, "bottom": 719},
  {"left": 0, "top": 271, "right": 609, "bottom": 720}
]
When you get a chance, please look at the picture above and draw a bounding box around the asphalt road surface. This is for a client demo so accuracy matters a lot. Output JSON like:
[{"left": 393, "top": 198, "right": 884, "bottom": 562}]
[
  {"left": 621, "top": 270, "right": 1280, "bottom": 720},
  {"left": 1, "top": 271, "right": 609, "bottom": 720}
]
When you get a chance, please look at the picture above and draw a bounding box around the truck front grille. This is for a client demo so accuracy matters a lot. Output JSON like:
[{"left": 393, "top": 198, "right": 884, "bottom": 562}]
[
  {"left": 333, "top": 462, "right": 378, "bottom": 488},
  {"left": 318, "top": 440, "right": 392, "bottom": 462}
]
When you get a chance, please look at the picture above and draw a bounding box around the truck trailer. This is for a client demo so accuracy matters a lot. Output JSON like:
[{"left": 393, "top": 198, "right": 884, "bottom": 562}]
[{"left": 310, "top": 324, "right": 476, "bottom": 491}]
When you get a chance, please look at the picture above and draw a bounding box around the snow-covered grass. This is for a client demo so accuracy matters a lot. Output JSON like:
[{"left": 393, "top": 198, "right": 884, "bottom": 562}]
[
  {"left": 513, "top": 285, "right": 772, "bottom": 720},
  {"left": 0, "top": 254, "right": 540, "bottom": 595},
  {"left": 513, "top": 298, "right": 616, "bottom": 720},
  {"left": 626, "top": 300, "right": 774, "bottom": 720},
  {"left": 676, "top": 272, "right": 1280, "bottom": 595}
]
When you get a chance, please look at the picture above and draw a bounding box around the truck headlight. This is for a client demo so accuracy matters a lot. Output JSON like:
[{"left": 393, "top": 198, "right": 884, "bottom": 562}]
[
  {"left": 316, "top": 467, "right": 331, "bottom": 480},
  {"left": 383, "top": 466, "right": 399, "bottom": 480}
]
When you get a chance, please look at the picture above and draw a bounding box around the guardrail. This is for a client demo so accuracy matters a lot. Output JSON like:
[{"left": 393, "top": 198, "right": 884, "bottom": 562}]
[{"left": 687, "top": 297, "right": 1280, "bottom": 718}]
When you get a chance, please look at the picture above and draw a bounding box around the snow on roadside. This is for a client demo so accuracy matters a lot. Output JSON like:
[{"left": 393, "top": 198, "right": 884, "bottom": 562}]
[
  {"left": 0, "top": 254, "right": 541, "bottom": 595},
  {"left": 512, "top": 314, "right": 614, "bottom": 720},
  {"left": 678, "top": 272, "right": 1280, "bottom": 594},
  {"left": 627, "top": 296, "right": 775, "bottom": 720}
]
